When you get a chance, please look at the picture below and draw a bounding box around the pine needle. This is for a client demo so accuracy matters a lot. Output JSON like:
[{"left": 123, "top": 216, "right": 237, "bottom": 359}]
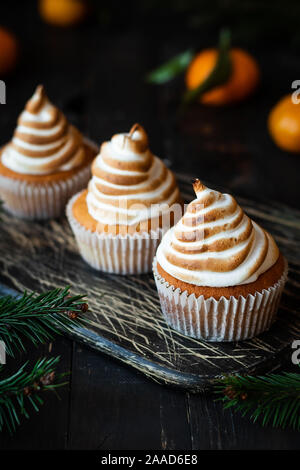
[
  {"left": 0, "top": 357, "right": 67, "bottom": 434},
  {"left": 0, "top": 286, "right": 89, "bottom": 357},
  {"left": 215, "top": 367, "right": 300, "bottom": 430}
]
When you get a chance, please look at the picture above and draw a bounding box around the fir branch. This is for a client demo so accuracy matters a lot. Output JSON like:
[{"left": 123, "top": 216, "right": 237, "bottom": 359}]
[
  {"left": 215, "top": 367, "right": 300, "bottom": 430},
  {"left": 0, "top": 356, "right": 67, "bottom": 434},
  {"left": 0, "top": 287, "right": 89, "bottom": 357}
]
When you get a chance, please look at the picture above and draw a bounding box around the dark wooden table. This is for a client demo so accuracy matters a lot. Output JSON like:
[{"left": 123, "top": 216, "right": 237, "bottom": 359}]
[{"left": 0, "top": 1, "right": 299, "bottom": 450}]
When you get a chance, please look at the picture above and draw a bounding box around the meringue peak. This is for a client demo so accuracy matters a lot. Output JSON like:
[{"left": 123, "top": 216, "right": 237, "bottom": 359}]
[
  {"left": 25, "top": 84, "right": 48, "bottom": 114},
  {"left": 119, "top": 123, "right": 149, "bottom": 154},
  {"left": 1, "top": 85, "right": 85, "bottom": 175},
  {"left": 86, "top": 124, "right": 181, "bottom": 228},
  {"left": 156, "top": 181, "right": 279, "bottom": 287},
  {"left": 193, "top": 178, "right": 207, "bottom": 196}
]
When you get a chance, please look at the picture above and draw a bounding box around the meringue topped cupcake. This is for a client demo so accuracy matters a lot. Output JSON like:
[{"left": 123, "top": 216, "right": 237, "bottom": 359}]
[
  {"left": 67, "top": 123, "right": 182, "bottom": 274},
  {"left": 0, "top": 85, "right": 97, "bottom": 219},
  {"left": 153, "top": 180, "right": 288, "bottom": 341}
]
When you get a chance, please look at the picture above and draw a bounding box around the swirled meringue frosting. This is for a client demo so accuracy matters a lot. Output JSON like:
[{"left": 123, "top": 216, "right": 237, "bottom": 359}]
[
  {"left": 85, "top": 123, "right": 181, "bottom": 231},
  {"left": 156, "top": 180, "right": 279, "bottom": 287},
  {"left": 1, "top": 85, "right": 86, "bottom": 175}
]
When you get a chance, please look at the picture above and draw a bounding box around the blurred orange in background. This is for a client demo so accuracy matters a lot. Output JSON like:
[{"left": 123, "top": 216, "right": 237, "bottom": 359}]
[
  {"left": 0, "top": 27, "right": 18, "bottom": 76},
  {"left": 39, "top": 0, "right": 88, "bottom": 27},
  {"left": 268, "top": 95, "right": 300, "bottom": 153},
  {"left": 185, "top": 48, "right": 260, "bottom": 106}
]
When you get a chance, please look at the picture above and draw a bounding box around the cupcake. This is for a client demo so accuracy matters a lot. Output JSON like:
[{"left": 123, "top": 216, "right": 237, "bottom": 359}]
[
  {"left": 0, "top": 85, "right": 97, "bottom": 219},
  {"left": 153, "top": 180, "right": 288, "bottom": 342},
  {"left": 67, "top": 123, "right": 182, "bottom": 274}
]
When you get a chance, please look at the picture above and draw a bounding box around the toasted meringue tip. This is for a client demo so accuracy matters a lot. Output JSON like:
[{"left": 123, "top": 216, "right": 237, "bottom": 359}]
[
  {"left": 193, "top": 178, "right": 206, "bottom": 195},
  {"left": 35, "top": 84, "right": 45, "bottom": 97},
  {"left": 129, "top": 122, "right": 148, "bottom": 142},
  {"left": 112, "top": 123, "right": 149, "bottom": 152},
  {"left": 129, "top": 123, "right": 142, "bottom": 135},
  {"left": 25, "top": 84, "right": 47, "bottom": 113}
]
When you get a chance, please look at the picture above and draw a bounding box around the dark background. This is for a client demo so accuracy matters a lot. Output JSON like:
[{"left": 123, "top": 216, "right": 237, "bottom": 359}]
[{"left": 0, "top": 0, "right": 299, "bottom": 450}]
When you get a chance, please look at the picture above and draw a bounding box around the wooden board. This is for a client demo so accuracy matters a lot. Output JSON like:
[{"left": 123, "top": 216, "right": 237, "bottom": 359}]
[{"left": 0, "top": 174, "right": 299, "bottom": 391}]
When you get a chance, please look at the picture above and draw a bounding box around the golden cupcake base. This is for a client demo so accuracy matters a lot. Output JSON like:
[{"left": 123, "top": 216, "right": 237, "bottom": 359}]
[
  {"left": 66, "top": 191, "right": 165, "bottom": 275},
  {"left": 153, "top": 257, "right": 288, "bottom": 342}
]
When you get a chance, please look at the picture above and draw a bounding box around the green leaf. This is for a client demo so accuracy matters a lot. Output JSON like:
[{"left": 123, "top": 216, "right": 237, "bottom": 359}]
[
  {"left": 182, "top": 28, "right": 232, "bottom": 105},
  {"left": 146, "top": 49, "right": 194, "bottom": 84}
]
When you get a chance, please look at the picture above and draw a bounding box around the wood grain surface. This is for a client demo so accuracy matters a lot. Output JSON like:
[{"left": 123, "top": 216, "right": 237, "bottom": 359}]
[{"left": 0, "top": 174, "right": 299, "bottom": 390}]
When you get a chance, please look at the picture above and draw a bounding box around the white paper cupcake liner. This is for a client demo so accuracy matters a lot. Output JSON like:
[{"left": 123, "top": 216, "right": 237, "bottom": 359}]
[
  {"left": 0, "top": 139, "right": 97, "bottom": 220},
  {"left": 153, "top": 257, "right": 288, "bottom": 342},
  {"left": 66, "top": 192, "right": 164, "bottom": 275}
]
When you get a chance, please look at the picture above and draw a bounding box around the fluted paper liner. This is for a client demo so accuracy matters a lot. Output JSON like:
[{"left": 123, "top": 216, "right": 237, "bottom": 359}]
[
  {"left": 67, "top": 192, "right": 164, "bottom": 275},
  {"left": 153, "top": 257, "right": 288, "bottom": 342},
  {"left": 0, "top": 139, "right": 96, "bottom": 220}
]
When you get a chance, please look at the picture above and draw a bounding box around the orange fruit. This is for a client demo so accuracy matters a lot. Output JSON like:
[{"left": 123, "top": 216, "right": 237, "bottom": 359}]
[
  {"left": 268, "top": 95, "right": 300, "bottom": 153},
  {"left": 39, "top": 0, "right": 87, "bottom": 27},
  {"left": 0, "top": 27, "right": 18, "bottom": 76},
  {"left": 185, "top": 48, "right": 260, "bottom": 106}
]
